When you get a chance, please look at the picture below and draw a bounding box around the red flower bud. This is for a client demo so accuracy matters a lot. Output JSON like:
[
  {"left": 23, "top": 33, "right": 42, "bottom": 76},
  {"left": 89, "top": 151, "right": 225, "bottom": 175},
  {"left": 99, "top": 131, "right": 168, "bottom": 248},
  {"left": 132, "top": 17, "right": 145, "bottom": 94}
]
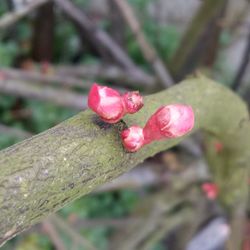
[
  {"left": 214, "top": 141, "right": 223, "bottom": 153},
  {"left": 121, "top": 126, "right": 144, "bottom": 152},
  {"left": 121, "top": 104, "right": 195, "bottom": 152},
  {"left": 122, "top": 91, "right": 143, "bottom": 114},
  {"left": 88, "top": 83, "right": 143, "bottom": 123},
  {"left": 202, "top": 182, "right": 219, "bottom": 200}
]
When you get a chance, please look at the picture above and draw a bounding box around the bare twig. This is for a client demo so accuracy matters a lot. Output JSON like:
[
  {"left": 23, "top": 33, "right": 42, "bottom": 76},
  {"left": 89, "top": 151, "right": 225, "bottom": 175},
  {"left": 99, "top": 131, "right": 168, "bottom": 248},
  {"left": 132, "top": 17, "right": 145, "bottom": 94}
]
[
  {"left": 42, "top": 219, "right": 66, "bottom": 250},
  {"left": 72, "top": 218, "right": 142, "bottom": 229},
  {"left": 31, "top": 2, "right": 54, "bottom": 62},
  {"left": 94, "top": 162, "right": 167, "bottom": 192},
  {"left": 1, "top": 68, "right": 93, "bottom": 90},
  {"left": 232, "top": 27, "right": 250, "bottom": 91},
  {"left": 113, "top": 0, "right": 173, "bottom": 88},
  {"left": 53, "top": 0, "right": 153, "bottom": 87},
  {"left": 170, "top": 0, "right": 227, "bottom": 81},
  {"left": 51, "top": 215, "right": 97, "bottom": 250},
  {"left": 0, "top": 78, "right": 86, "bottom": 110},
  {"left": 56, "top": 64, "right": 156, "bottom": 88},
  {"left": 0, "top": 124, "right": 32, "bottom": 139},
  {"left": 0, "top": 0, "right": 50, "bottom": 29}
]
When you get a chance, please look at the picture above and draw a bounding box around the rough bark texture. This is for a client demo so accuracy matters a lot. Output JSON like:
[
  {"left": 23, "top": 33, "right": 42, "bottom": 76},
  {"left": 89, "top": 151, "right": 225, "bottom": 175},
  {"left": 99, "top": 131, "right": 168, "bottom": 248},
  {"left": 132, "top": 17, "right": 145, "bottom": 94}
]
[{"left": 0, "top": 75, "right": 249, "bottom": 246}]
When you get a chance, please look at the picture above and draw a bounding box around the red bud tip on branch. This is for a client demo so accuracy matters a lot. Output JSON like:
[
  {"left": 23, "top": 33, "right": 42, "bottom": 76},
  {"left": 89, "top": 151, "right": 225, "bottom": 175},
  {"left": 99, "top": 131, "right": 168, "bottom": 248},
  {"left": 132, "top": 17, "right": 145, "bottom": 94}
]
[
  {"left": 88, "top": 83, "right": 143, "bottom": 123},
  {"left": 121, "top": 104, "right": 195, "bottom": 152}
]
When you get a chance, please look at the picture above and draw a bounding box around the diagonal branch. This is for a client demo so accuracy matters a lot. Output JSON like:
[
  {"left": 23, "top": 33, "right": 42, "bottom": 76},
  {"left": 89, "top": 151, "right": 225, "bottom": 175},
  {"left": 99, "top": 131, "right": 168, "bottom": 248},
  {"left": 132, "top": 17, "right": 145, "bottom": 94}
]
[
  {"left": 53, "top": 0, "right": 153, "bottom": 87},
  {"left": 51, "top": 215, "right": 97, "bottom": 250},
  {"left": 232, "top": 26, "right": 250, "bottom": 91},
  {"left": 0, "top": 0, "right": 50, "bottom": 29},
  {"left": 0, "top": 76, "right": 249, "bottom": 247},
  {"left": 42, "top": 219, "right": 66, "bottom": 250},
  {"left": 113, "top": 0, "right": 173, "bottom": 88}
]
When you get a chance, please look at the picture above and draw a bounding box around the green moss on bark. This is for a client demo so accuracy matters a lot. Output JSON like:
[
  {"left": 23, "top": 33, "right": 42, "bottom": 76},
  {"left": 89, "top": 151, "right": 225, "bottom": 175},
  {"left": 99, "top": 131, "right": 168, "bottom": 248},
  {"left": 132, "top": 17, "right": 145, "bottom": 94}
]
[{"left": 0, "top": 75, "right": 249, "bottom": 246}]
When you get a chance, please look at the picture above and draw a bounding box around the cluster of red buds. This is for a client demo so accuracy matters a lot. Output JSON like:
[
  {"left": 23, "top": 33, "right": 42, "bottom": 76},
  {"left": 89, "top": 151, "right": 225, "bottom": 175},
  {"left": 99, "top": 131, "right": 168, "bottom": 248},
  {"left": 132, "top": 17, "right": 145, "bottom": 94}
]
[
  {"left": 121, "top": 105, "right": 195, "bottom": 152},
  {"left": 88, "top": 83, "right": 195, "bottom": 152},
  {"left": 88, "top": 83, "right": 143, "bottom": 123}
]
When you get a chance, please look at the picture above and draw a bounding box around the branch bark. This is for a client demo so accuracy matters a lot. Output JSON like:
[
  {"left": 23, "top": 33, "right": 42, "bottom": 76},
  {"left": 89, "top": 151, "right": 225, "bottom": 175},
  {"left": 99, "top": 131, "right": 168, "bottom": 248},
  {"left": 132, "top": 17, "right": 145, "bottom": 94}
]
[{"left": 0, "top": 75, "right": 249, "bottom": 247}]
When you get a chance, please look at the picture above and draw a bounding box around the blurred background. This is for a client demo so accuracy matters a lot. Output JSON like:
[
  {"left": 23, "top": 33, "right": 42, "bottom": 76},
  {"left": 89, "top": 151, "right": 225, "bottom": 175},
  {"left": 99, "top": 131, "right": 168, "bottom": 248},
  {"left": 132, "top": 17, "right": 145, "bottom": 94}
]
[{"left": 0, "top": 0, "right": 250, "bottom": 249}]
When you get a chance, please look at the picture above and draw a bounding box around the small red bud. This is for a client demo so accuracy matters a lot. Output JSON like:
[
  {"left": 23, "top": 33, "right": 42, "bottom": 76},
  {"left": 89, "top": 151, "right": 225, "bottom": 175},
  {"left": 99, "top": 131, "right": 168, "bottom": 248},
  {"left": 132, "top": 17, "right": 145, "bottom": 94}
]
[
  {"left": 122, "top": 91, "right": 144, "bottom": 114},
  {"left": 88, "top": 83, "right": 143, "bottom": 123},
  {"left": 214, "top": 141, "right": 223, "bottom": 153},
  {"left": 202, "top": 182, "right": 219, "bottom": 200},
  {"left": 121, "top": 126, "right": 144, "bottom": 152},
  {"left": 121, "top": 104, "right": 195, "bottom": 152}
]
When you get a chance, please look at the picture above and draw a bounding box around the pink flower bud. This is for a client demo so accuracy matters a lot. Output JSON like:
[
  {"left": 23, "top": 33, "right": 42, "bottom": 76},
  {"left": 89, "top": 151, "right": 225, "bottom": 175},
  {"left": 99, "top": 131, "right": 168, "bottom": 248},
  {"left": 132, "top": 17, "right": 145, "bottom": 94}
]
[
  {"left": 121, "top": 126, "right": 144, "bottom": 152},
  {"left": 214, "top": 141, "right": 223, "bottom": 153},
  {"left": 202, "top": 182, "right": 219, "bottom": 200},
  {"left": 122, "top": 91, "right": 144, "bottom": 114},
  {"left": 121, "top": 104, "right": 195, "bottom": 152},
  {"left": 144, "top": 105, "right": 195, "bottom": 139},
  {"left": 88, "top": 83, "right": 143, "bottom": 123}
]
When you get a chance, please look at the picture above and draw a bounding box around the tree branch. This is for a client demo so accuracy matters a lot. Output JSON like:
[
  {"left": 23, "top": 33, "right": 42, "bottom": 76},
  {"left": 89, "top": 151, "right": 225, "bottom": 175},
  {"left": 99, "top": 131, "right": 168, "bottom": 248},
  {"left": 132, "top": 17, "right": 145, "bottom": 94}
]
[
  {"left": 0, "top": 124, "right": 32, "bottom": 139},
  {"left": 56, "top": 64, "right": 156, "bottom": 89},
  {"left": 0, "top": 75, "right": 249, "bottom": 246},
  {"left": 53, "top": 0, "right": 152, "bottom": 87},
  {"left": 232, "top": 26, "right": 250, "bottom": 91},
  {"left": 1, "top": 68, "right": 93, "bottom": 90},
  {"left": 0, "top": 78, "right": 86, "bottom": 110},
  {"left": 51, "top": 215, "right": 97, "bottom": 250},
  {"left": 0, "top": 0, "right": 50, "bottom": 29},
  {"left": 170, "top": 0, "right": 227, "bottom": 81},
  {"left": 42, "top": 219, "right": 66, "bottom": 250},
  {"left": 113, "top": 0, "right": 173, "bottom": 88}
]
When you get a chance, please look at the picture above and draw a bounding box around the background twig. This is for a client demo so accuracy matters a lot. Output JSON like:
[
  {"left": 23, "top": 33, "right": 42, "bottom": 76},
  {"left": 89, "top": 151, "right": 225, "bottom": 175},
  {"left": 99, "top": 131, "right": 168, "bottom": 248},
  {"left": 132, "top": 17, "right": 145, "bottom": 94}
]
[
  {"left": 113, "top": 0, "right": 173, "bottom": 88},
  {"left": 0, "top": 0, "right": 50, "bottom": 29}
]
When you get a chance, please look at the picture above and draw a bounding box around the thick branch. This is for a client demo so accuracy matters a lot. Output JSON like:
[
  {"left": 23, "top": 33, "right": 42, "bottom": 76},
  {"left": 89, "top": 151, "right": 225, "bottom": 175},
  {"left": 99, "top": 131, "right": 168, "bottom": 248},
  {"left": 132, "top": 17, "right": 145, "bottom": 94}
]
[{"left": 0, "top": 76, "right": 249, "bottom": 246}]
